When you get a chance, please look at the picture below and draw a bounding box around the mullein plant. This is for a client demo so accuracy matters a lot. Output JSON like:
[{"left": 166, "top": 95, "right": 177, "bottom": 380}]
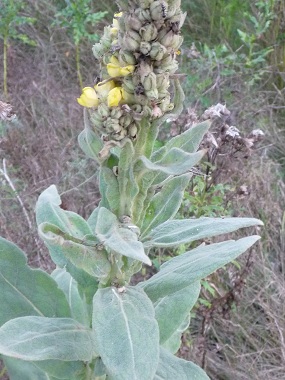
[{"left": 0, "top": 1, "right": 262, "bottom": 379}]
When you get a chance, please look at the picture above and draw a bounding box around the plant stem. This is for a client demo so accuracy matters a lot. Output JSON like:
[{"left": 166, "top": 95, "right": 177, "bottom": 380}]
[
  {"left": 3, "top": 35, "right": 8, "bottom": 99},
  {"left": 76, "top": 43, "right": 83, "bottom": 90}
]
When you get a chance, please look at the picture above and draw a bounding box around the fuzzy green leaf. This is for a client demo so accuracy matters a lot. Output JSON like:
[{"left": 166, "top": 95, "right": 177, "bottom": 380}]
[
  {"left": 36, "top": 185, "right": 93, "bottom": 266},
  {"left": 51, "top": 268, "right": 90, "bottom": 326},
  {"left": 141, "top": 174, "right": 191, "bottom": 237},
  {"left": 165, "top": 120, "right": 211, "bottom": 154},
  {"left": 65, "top": 262, "right": 98, "bottom": 306},
  {"left": 0, "top": 237, "right": 70, "bottom": 327},
  {"left": 0, "top": 317, "right": 97, "bottom": 361},
  {"left": 87, "top": 206, "right": 100, "bottom": 230},
  {"left": 3, "top": 356, "right": 86, "bottom": 380},
  {"left": 162, "top": 315, "right": 190, "bottom": 354},
  {"left": 140, "top": 236, "right": 260, "bottom": 301},
  {"left": 32, "top": 359, "right": 86, "bottom": 380},
  {"left": 154, "top": 347, "right": 210, "bottom": 380},
  {"left": 99, "top": 167, "right": 120, "bottom": 214},
  {"left": 143, "top": 217, "right": 263, "bottom": 248},
  {"left": 152, "top": 120, "right": 211, "bottom": 162},
  {"left": 38, "top": 222, "right": 111, "bottom": 282},
  {"left": 155, "top": 282, "right": 201, "bottom": 348},
  {"left": 141, "top": 148, "right": 206, "bottom": 176},
  {"left": 153, "top": 78, "right": 185, "bottom": 129},
  {"left": 78, "top": 109, "right": 104, "bottom": 162},
  {"left": 3, "top": 356, "right": 51, "bottom": 380},
  {"left": 92, "top": 286, "right": 159, "bottom": 380},
  {"left": 95, "top": 207, "right": 151, "bottom": 265}
]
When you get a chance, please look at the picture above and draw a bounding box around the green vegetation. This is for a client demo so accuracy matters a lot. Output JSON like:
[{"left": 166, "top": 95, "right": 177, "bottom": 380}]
[
  {"left": 53, "top": 0, "right": 107, "bottom": 88},
  {"left": 0, "top": 0, "right": 36, "bottom": 98}
]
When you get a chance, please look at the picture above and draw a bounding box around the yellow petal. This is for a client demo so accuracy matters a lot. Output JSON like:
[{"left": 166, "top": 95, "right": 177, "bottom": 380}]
[
  {"left": 110, "top": 55, "right": 120, "bottom": 65},
  {"left": 107, "top": 87, "right": 123, "bottom": 107},
  {"left": 113, "top": 12, "right": 122, "bottom": 28},
  {"left": 110, "top": 27, "right": 118, "bottom": 36},
  {"left": 77, "top": 87, "right": 99, "bottom": 108},
  {"left": 107, "top": 63, "right": 121, "bottom": 77},
  {"left": 119, "top": 65, "right": 135, "bottom": 76},
  {"left": 95, "top": 80, "right": 116, "bottom": 100}
]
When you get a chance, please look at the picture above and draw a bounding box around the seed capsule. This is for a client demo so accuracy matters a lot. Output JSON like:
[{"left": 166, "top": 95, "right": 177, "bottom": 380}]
[
  {"left": 159, "top": 30, "right": 183, "bottom": 49},
  {"left": 138, "top": 61, "right": 153, "bottom": 79},
  {"left": 113, "top": 128, "right": 127, "bottom": 141},
  {"left": 149, "top": 42, "right": 167, "bottom": 61},
  {"left": 124, "top": 14, "right": 143, "bottom": 31},
  {"left": 98, "top": 103, "right": 110, "bottom": 118},
  {"left": 122, "top": 76, "right": 135, "bottom": 92},
  {"left": 106, "top": 118, "right": 122, "bottom": 133},
  {"left": 167, "top": 0, "right": 181, "bottom": 18},
  {"left": 118, "top": 50, "right": 136, "bottom": 66},
  {"left": 141, "top": 71, "right": 157, "bottom": 92},
  {"left": 121, "top": 30, "right": 141, "bottom": 51},
  {"left": 140, "top": 23, "right": 158, "bottom": 42},
  {"left": 150, "top": 1, "right": 168, "bottom": 21},
  {"left": 154, "top": 54, "right": 173, "bottom": 67},
  {"left": 145, "top": 88, "right": 159, "bottom": 100},
  {"left": 156, "top": 72, "right": 170, "bottom": 89},
  {"left": 128, "top": 123, "right": 138, "bottom": 138},
  {"left": 92, "top": 43, "right": 104, "bottom": 59},
  {"left": 110, "top": 108, "right": 124, "bottom": 119},
  {"left": 134, "top": 8, "right": 151, "bottom": 22},
  {"left": 90, "top": 113, "right": 104, "bottom": 128},
  {"left": 100, "top": 26, "right": 113, "bottom": 50},
  {"left": 154, "top": 60, "right": 178, "bottom": 74},
  {"left": 140, "top": 41, "right": 152, "bottom": 55},
  {"left": 119, "top": 113, "right": 133, "bottom": 127}
]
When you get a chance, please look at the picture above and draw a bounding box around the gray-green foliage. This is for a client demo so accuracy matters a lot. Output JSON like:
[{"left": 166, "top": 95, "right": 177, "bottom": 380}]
[{"left": 0, "top": 115, "right": 262, "bottom": 379}]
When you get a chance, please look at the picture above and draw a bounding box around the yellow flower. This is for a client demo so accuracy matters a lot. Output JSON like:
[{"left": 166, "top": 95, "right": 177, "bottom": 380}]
[
  {"left": 107, "top": 56, "right": 135, "bottom": 78},
  {"left": 107, "top": 87, "right": 123, "bottom": 107},
  {"left": 110, "top": 27, "right": 118, "bottom": 36},
  {"left": 120, "top": 65, "right": 135, "bottom": 76},
  {"left": 113, "top": 12, "right": 123, "bottom": 29},
  {"left": 77, "top": 87, "right": 99, "bottom": 108},
  {"left": 95, "top": 80, "right": 116, "bottom": 100},
  {"left": 107, "top": 62, "right": 121, "bottom": 78},
  {"left": 111, "top": 12, "right": 123, "bottom": 35}
]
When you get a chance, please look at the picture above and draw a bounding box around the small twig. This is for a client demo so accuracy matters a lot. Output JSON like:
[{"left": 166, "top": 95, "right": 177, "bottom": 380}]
[
  {"left": 0, "top": 159, "right": 45, "bottom": 263},
  {"left": 0, "top": 159, "right": 33, "bottom": 230}
]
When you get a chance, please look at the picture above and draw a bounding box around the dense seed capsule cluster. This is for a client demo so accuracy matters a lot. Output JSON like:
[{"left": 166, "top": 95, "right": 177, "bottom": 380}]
[{"left": 78, "top": 0, "right": 185, "bottom": 143}]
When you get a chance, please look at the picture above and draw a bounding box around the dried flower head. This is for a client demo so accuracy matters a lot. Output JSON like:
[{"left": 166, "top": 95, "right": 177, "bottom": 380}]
[
  {"left": 202, "top": 103, "right": 231, "bottom": 120},
  {"left": 0, "top": 101, "right": 16, "bottom": 121}
]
